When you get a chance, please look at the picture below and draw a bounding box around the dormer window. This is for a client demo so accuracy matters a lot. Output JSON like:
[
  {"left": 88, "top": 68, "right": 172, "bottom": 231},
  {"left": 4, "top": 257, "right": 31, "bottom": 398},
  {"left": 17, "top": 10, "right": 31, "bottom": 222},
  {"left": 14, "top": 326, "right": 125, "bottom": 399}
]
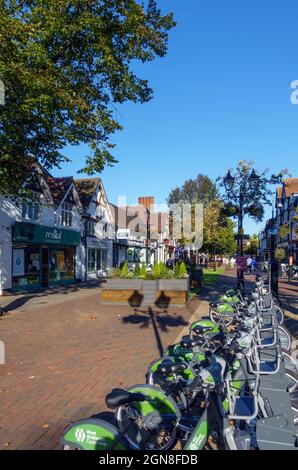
[
  {"left": 22, "top": 199, "right": 40, "bottom": 221},
  {"left": 61, "top": 202, "right": 73, "bottom": 227},
  {"left": 86, "top": 220, "right": 96, "bottom": 236}
]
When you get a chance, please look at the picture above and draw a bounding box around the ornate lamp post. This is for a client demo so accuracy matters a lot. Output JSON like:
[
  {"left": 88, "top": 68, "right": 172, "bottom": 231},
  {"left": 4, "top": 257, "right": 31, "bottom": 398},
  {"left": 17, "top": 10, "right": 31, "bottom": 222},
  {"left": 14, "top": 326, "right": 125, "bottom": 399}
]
[{"left": 223, "top": 168, "right": 260, "bottom": 287}]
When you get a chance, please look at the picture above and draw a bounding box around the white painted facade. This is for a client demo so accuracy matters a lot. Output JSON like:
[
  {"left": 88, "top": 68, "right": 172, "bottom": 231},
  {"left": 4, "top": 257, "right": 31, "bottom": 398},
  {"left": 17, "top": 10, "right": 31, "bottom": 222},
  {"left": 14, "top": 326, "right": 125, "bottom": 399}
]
[
  {"left": 78, "top": 181, "right": 115, "bottom": 280},
  {"left": 0, "top": 188, "right": 82, "bottom": 291}
]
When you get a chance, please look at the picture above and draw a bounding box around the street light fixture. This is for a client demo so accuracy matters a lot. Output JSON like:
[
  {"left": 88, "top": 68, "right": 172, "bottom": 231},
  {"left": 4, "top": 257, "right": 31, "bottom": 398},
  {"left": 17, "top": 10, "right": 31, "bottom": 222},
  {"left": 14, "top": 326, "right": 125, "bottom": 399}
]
[
  {"left": 223, "top": 167, "right": 261, "bottom": 289},
  {"left": 223, "top": 170, "right": 235, "bottom": 192},
  {"left": 248, "top": 169, "right": 260, "bottom": 188}
]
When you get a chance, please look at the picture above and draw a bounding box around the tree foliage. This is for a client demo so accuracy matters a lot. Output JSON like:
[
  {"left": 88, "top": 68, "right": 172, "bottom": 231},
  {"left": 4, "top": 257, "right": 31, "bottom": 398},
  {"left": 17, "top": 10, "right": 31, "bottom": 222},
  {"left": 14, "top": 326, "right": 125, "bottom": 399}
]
[
  {"left": 167, "top": 175, "right": 236, "bottom": 255},
  {"left": 0, "top": 0, "right": 175, "bottom": 195},
  {"left": 218, "top": 160, "right": 288, "bottom": 223},
  {"left": 203, "top": 200, "right": 236, "bottom": 256},
  {"left": 243, "top": 234, "right": 259, "bottom": 256},
  {"left": 167, "top": 174, "right": 218, "bottom": 207}
]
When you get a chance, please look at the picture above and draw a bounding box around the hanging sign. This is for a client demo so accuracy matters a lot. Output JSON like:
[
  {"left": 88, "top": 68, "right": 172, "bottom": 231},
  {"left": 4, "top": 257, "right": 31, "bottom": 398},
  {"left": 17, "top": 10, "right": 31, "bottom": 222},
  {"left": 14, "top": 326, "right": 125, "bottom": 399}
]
[
  {"left": 236, "top": 256, "right": 249, "bottom": 272},
  {"left": 13, "top": 249, "right": 25, "bottom": 276}
]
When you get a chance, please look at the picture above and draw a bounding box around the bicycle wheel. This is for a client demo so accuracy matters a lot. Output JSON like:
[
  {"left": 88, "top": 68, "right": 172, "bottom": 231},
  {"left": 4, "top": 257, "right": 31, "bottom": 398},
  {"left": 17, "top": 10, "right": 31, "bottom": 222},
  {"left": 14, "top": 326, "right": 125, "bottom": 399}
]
[
  {"left": 273, "top": 305, "right": 284, "bottom": 325},
  {"left": 209, "top": 309, "right": 233, "bottom": 327},
  {"left": 285, "top": 371, "right": 298, "bottom": 394},
  {"left": 278, "top": 325, "right": 292, "bottom": 351},
  {"left": 282, "top": 349, "right": 298, "bottom": 377},
  {"left": 115, "top": 384, "right": 180, "bottom": 451}
]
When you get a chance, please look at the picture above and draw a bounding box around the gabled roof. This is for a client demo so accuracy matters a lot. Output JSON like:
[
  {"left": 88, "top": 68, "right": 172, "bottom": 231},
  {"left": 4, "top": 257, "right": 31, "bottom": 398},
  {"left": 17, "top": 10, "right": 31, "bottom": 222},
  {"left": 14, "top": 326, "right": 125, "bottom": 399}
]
[
  {"left": 44, "top": 175, "right": 74, "bottom": 206},
  {"left": 74, "top": 178, "right": 101, "bottom": 210},
  {"left": 283, "top": 178, "right": 298, "bottom": 197}
]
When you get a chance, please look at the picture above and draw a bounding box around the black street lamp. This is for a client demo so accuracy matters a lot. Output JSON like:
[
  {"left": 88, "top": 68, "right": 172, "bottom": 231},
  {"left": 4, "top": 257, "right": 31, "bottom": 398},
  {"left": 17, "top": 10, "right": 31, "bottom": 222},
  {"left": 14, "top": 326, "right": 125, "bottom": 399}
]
[
  {"left": 223, "top": 168, "right": 260, "bottom": 288},
  {"left": 223, "top": 170, "right": 235, "bottom": 192}
]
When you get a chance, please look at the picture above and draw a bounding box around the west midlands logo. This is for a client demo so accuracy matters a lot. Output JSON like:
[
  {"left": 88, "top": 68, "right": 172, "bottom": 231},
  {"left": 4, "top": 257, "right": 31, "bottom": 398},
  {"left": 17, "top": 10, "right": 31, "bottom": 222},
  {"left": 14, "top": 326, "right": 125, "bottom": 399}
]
[{"left": 75, "top": 428, "right": 86, "bottom": 443}]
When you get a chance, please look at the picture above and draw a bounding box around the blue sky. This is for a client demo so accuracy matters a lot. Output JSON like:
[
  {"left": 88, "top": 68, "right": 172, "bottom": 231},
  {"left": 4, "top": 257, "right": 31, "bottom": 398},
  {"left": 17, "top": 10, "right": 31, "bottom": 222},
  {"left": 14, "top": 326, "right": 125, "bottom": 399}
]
[{"left": 54, "top": 0, "right": 298, "bottom": 234}]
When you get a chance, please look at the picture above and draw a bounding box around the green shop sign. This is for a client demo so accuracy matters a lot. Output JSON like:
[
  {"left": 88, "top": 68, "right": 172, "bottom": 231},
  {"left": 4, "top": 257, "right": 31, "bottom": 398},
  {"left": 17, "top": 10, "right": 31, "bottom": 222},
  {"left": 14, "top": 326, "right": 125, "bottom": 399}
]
[{"left": 13, "top": 222, "right": 81, "bottom": 246}]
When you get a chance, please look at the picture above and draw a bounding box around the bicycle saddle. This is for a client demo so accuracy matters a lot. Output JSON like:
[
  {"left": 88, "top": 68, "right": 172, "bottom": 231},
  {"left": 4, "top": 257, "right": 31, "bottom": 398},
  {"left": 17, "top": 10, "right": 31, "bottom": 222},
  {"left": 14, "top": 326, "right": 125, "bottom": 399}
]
[
  {"left": 180, "top": 335, "right": 202, "bottom": 349},
  {"left": 157, "top": 360, "right": 187, "bottom": 375},
  {"left": 192, "top": 325, "right": 213, "bottom": 335},
  {"left": 209, "top": 302, "right": 220, "bottom": 308},
  {"left": 106, "top": 388, "right": 145, "bottom": 409}
]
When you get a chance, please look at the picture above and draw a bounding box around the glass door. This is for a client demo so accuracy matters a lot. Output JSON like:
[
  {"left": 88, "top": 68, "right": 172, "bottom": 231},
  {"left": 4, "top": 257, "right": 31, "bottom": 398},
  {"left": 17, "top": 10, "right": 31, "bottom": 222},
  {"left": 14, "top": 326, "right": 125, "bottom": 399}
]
[{"left": 41, "top": 247, "right": 49, "bottom": 287}]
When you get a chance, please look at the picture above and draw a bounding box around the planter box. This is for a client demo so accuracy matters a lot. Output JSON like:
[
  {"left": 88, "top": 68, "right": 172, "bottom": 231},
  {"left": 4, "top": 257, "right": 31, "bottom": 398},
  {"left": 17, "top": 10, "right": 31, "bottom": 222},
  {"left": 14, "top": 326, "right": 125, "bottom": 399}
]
[
  {"left": 101, "top": 277, "right": 189, "bottom": 306},
  {"left": 105, "top": 279, "right": 143, "bottom": 290},
  {"left": 158, "top": 279, "right": 189, "bottom": 291}
]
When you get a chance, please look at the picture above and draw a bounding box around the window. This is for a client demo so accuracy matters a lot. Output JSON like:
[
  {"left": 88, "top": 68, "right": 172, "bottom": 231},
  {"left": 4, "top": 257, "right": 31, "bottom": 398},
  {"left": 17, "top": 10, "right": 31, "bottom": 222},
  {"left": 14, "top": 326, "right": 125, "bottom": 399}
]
[
  {"left": 88, "top": 248, "right": 96, "bottom": 271},
  {"left": 21, "top": 200, "right": 40, "bottom": 221},
  {"left": 49, "top": 247, "right": 75, "bottom": 282},
  {"left": 12, "top": 246, "right": 40, "bottom": 287},
  {"left": 86, "top": 220, "right": 96, "bottom": 236},
  {"left": 61, "top": 202, "right": 73, "bottom": 227}
]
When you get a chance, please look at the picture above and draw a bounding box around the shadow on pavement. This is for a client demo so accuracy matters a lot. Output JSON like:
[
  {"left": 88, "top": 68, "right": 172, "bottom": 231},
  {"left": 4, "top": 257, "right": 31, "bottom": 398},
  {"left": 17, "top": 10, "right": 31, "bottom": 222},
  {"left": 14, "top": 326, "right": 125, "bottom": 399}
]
[
  {"left": 1, "top": 279, "right": 106, "bottom": 313},
  {"left": 122, "top": 306, "right": 188, "bottom": 357}
]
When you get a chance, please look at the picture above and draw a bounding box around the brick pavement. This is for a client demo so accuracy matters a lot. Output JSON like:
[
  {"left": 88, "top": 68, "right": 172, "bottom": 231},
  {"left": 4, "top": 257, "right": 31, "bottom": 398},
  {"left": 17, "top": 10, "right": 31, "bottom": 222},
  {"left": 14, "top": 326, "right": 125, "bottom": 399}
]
[
  {"left": 0, "top": 270, "right": 237, "bottom": 450},
  {"left": 278, "top": 278, "right": 298, "bottom": 339}
]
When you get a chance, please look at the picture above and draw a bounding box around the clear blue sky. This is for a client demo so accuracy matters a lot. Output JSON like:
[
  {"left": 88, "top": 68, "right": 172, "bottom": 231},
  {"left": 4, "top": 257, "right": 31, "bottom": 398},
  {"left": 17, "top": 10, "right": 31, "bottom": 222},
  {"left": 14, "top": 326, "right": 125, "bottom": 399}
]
[{"left": 54, "top": 0, "right": 298, "bottom": 235}]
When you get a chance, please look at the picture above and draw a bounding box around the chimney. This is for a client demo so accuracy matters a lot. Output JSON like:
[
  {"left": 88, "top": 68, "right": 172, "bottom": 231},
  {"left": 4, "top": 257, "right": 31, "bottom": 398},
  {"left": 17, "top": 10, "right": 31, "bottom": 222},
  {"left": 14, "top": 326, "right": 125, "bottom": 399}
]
[{"left": 138, "top": 196, "right": 154, "bottom": 211}]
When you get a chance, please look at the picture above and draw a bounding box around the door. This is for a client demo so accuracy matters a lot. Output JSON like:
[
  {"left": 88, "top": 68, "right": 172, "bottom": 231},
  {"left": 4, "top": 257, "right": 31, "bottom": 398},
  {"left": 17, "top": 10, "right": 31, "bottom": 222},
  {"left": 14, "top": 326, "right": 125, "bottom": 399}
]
[{"left": 41, "top": 247, "right": 49, "bottom": 287}]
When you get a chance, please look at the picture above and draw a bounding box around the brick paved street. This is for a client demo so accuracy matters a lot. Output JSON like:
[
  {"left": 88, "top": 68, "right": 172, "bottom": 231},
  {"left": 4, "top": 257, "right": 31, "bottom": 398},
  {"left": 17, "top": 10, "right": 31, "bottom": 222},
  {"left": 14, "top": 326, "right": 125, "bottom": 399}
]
[
  {"left": 0, "top": 282, "right": 205, "bottom": 450},
  {"left": 0, "top": 269, "right": 295, "bottom": 450},
  {"left": 279, "top": 278, "right": 298, "bottom": 339}
]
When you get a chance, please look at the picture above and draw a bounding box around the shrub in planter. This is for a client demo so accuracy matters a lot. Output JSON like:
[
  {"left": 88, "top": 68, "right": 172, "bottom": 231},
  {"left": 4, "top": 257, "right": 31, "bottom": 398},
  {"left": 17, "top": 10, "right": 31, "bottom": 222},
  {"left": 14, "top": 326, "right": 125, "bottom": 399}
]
[
  {"left": 174, "top": 262, "right": 180, "bottom": 279},
  {"left": 179, "top": 262, "right": 188, "bottom": 278},
  {"left": 120, "top": 262, "right": 129, "bottom": 278},
  {"left": 139, "top": 262, "right": 147, "bottom": 279},
  {"left": 111, "top": 267, "right": 122, "bottom": 278},
  {"left": 134, "top": 263, "right": 140, "bottom": 277}
]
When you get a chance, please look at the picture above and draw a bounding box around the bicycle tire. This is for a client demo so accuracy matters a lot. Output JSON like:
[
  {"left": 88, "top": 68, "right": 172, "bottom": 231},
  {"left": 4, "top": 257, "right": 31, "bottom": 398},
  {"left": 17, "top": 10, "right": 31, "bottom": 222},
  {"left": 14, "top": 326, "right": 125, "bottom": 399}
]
[
  {"left": 285, "top": 371, "right": 298, "bottom": 394},
  {"left": 278, "top": 325, "right": 292, "bottom": 352},
  {"left": 209, "top": 309, "right": 233, "bottom": 328},
  {"left": 282, "top": 349, "right": 298, "bottom": 377}
]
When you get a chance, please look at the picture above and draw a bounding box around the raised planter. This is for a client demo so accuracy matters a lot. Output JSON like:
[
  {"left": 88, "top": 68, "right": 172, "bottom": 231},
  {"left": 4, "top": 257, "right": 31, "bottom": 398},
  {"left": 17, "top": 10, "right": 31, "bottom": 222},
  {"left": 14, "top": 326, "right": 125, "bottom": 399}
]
[{"left": 101, "top": 278, "right": 189, "bottom": 306}]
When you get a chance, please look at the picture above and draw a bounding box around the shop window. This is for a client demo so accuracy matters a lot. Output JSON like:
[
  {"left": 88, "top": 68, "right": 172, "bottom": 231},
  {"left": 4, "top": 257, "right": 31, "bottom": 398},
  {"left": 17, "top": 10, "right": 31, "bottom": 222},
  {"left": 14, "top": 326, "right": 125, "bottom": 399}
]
[
  {"left": 22, "top": 200, "right": 40, "bottom": 221},
  {"left": 12, "top": 246, "right": 40, "bottom": 287},
  {"left": 88, "top": 248, "right": 96, "bottom": 271},
  {"left": 61, "top": 202, "right": 73, "bottom": 227},
  {"left": 49, "top": 247, "right": 75, "bottom": 281}
]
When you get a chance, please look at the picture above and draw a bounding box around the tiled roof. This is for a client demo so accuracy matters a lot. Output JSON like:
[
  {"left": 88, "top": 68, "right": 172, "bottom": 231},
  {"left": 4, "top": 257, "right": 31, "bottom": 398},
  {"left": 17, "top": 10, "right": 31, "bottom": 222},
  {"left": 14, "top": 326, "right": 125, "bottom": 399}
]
[
  {"left": 44, "top": 175, "right": 74, "bottom": 206},
  {"left": 74, "top": 178, "right": 101, "bottom": 209},
  {"left": 283, "top": 178, "right": 298, "bottom": 197}
]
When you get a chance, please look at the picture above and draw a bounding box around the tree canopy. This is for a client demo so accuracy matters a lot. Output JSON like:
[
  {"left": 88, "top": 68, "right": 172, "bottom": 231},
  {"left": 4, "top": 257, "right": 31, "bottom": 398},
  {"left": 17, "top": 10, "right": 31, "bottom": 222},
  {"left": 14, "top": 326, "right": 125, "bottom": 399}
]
[
  {"left": 0, "top": 0, "right": 175, "bottom": 195},
  {"left": 218, "top": 160, "right": 288, "bottom": 223},
  {"left": 167, "top": 174, "right": 236, "bottom": 255},
  {"left": 167, "top": 174, "right": 218, "bottom": 207}
]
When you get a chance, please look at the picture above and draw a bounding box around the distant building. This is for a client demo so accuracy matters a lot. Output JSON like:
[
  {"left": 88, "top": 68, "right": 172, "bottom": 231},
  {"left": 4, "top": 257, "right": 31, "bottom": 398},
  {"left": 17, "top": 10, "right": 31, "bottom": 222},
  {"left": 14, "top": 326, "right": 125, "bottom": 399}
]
[{"left": 259, "top": 178, "right": 298, "bottom": 264}]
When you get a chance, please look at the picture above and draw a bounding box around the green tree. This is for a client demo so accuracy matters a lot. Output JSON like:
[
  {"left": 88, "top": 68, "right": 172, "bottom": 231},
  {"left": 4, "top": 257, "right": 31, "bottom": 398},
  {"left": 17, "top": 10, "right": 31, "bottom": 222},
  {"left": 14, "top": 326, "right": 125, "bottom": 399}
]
[
  {"left": 0, "top": 0, "right": 175, "bottom": 195},
  {"left": 244, "top": 234, "right": 259, "bottom": 256},
  {"left": 218, "top": 161, "right": 288, "bottom": 223},
  {"left": 168, "top": 174, "right": 218, "bottom": 207},
  {"left": 203, "top": 201, "right": 236, "bottom": 256}
]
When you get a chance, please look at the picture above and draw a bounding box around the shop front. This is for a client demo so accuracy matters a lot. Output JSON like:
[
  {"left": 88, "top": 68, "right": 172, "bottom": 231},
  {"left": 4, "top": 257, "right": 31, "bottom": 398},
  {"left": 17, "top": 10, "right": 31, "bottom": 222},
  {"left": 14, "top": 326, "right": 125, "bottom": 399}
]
[
  {"left": 86, "top": 238, "right": 112, "bottom": 279},
  {"left": 12, "top": 222, "right": 80, "bottom": 290}
]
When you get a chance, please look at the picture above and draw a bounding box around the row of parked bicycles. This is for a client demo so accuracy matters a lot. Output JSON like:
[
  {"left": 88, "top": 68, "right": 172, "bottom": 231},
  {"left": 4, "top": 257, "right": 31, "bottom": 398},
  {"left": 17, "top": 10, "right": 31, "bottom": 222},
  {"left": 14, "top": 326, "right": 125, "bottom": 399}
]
[{"left": 61, "top": 275, "right": 298, "bottom": 450}]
